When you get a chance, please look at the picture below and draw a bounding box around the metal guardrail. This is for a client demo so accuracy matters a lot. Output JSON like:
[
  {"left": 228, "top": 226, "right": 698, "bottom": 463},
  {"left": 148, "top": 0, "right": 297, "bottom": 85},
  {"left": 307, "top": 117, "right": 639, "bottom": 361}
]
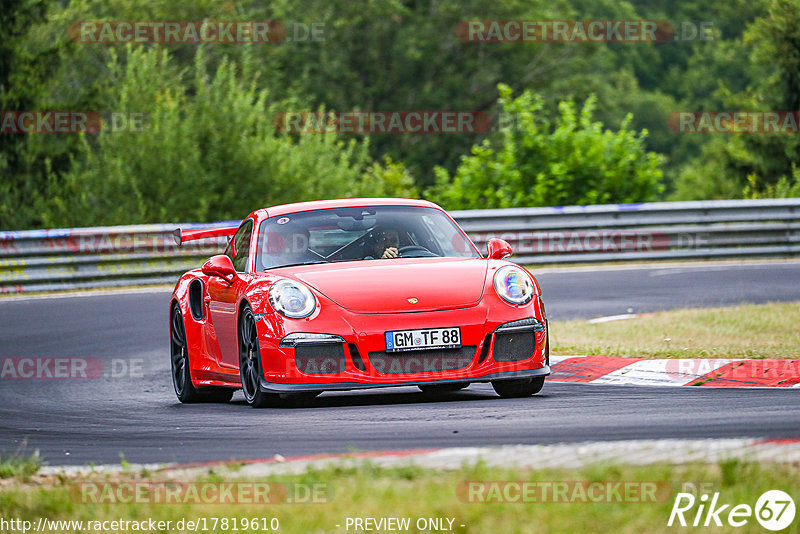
[
  {"left": 0, "top": 221, "right": 236, "bottom": 294},
  {"left": 457, "top": 198, "right": 800, "bottom": 264},
  {"left": 1, "top": 199, "right": 798, "bottom": 293}
]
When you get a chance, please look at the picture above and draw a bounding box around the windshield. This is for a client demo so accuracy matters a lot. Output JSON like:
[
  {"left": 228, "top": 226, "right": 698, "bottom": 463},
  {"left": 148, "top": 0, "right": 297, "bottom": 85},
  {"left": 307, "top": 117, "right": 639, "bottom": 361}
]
[{"left": 256, "top": 205, "right": 480, "bottom": 270}]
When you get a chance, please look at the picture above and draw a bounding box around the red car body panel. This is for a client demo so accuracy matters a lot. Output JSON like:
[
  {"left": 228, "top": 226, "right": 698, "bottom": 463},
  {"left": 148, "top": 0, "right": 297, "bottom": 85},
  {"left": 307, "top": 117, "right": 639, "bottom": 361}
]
[
  {"left": 171, "top": 198, "right": 549, "bottom": 394},
  {"left": 292, "top": 258, "right": 487, "bottom": 313}
]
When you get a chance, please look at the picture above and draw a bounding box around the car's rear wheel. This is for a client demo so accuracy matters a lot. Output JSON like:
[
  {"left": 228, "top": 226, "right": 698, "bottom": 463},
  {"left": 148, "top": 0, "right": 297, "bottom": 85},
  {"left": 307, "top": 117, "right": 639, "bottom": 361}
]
[
  {"left": 239, "top": 305, "right": 279, "bottom": 408},
  {"left": 171, "top": 306, "right": 233, "bottom": 403},
  {"left": 491, "top": 377, "right": 545, "bottom": 398},
  {"left": 418, "top": 382, "right": 470, "bottom": 394}
]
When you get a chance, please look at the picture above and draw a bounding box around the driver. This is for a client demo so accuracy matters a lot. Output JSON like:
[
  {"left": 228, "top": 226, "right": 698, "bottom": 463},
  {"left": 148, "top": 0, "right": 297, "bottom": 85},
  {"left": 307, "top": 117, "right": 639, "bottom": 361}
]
[
  {"left": 262, "top": 226, "right": 319, "bottom": 268},
  {"left": 367, "top": 227, "right": 401, "bottom": 259}
]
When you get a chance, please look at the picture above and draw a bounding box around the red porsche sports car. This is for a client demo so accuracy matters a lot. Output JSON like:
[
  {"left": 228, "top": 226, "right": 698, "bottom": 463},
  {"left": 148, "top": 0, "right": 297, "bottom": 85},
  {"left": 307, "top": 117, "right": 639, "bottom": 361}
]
[{"left": 170, "top": 198, "right": 550, "bottom": 407}]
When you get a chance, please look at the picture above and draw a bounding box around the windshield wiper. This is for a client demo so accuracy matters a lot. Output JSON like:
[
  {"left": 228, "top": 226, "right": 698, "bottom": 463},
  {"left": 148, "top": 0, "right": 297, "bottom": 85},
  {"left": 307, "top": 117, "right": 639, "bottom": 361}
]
[{"left": 265, "top": 260, "right": 328, "bottom": 270}]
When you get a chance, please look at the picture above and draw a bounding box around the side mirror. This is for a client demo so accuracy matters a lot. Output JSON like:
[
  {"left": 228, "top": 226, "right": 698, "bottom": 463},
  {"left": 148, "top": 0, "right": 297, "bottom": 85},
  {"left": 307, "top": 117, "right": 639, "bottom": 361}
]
[
  {"left": 487, "top": 238, "right": 513, "bottom": 260},
  {"left": 202, "top": 255, "right": 239, "bottom": 283}
]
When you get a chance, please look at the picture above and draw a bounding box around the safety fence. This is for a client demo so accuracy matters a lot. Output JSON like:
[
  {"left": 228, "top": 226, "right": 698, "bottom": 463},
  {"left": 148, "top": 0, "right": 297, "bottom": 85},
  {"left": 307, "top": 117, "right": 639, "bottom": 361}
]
[{"left": 1, "top": 199, "right": 798, "bottom": 293}]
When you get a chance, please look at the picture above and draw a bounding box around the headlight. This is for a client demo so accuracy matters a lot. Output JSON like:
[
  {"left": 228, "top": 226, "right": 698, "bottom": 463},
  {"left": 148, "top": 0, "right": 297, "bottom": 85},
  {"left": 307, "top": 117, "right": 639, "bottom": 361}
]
[
  {"left": 493, "top": 266, "right": 534, "bottom": 305},
  {"left": 268, "top": 280, "right": 317, "bottom": 318}
]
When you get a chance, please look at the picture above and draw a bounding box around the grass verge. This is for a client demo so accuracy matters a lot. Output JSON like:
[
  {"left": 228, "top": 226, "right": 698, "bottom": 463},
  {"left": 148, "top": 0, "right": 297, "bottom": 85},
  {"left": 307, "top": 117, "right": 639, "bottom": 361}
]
[
  {"left": 0, "top": 451, "right": 41, "bottom": 481},
  {"left": 551, "top": 302, "right": 800, "bottom": 359},
  {"left": 0, "top": 461, "right": 798, "bottom": 533}
]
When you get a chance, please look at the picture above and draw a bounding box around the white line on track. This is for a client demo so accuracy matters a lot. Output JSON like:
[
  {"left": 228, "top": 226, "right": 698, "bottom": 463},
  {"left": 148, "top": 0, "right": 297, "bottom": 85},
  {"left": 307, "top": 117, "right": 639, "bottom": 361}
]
[{"left": 586, "top": 313, "right": 638, "bottom": 324}]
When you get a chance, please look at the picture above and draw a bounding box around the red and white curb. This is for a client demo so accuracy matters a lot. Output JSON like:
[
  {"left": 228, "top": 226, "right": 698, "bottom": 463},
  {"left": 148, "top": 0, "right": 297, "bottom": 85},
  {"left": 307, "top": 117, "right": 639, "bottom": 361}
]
[
  {"left": 39, "top": 439, "right": 800, "bottom": 477},
  {"left": 549, "top": 356, "right": 800, "bottom": 388}
]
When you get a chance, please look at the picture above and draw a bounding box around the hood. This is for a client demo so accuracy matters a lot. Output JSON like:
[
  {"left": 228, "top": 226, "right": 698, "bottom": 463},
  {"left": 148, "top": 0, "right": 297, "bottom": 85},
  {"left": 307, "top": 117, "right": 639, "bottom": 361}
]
[{"left": 286, "top": 258, "right": 488, "bottom": 313}]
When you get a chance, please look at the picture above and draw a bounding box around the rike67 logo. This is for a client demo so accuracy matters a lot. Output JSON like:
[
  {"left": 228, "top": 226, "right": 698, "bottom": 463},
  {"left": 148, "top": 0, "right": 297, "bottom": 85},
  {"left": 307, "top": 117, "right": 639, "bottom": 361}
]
[{"left": 668, "top": 490, "right": 795, "bottom": 530}]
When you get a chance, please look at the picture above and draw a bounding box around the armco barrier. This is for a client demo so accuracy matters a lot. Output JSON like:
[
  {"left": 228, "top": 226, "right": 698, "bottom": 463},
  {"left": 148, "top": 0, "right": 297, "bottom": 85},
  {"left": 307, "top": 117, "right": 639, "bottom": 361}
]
[
  {"left": 458, "top": 198, "right": 800, "bottom": 264},
  {"left": 0, "top": 221, "right": 236, "bottom": 293},
  {"left": 1, "top": 199, "right": 798, "bottom": 293}
]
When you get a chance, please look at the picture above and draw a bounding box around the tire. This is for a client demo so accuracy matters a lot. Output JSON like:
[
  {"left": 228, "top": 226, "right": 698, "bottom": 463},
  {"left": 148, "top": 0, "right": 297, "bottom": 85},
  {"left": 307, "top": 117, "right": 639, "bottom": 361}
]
[
  {"left": 491, "top": 377, "right": 545, "bottom": 398},
  {"left": 239, "top": 304, "right": 279, "bottom": 408},
  {"left": 418, "top": 382, "right": 470, "bottom": 393},
  {"left": 171, "top": 306, "right": 233, "bottom": 403}
]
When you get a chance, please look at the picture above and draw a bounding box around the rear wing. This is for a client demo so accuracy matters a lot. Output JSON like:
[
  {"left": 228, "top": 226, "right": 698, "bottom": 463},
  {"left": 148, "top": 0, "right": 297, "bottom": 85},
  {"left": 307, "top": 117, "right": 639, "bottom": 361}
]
[{"left": 173, "top": 226, "right": 237, "bottom": 246}]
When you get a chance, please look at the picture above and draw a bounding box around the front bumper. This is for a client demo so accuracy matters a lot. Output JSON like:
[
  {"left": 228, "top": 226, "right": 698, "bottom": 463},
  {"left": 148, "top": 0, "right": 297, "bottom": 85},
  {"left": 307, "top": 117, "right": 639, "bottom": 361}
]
[
  {"left": 255, "top": 296, "right": 549, "bottom": 391},
  {"left": 259, "top": 366, "right": 550, "bottom": 393}
]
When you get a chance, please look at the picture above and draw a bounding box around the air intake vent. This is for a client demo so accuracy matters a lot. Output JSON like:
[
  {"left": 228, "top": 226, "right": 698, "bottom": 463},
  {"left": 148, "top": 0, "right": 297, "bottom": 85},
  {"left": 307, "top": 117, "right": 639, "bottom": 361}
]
[
  {"left": 295, "top": 344, "right": 346, "bottom": 374},
  {"left": 492, "top": 332, "right": 534, "bottom": 362},
  {"left": 188, "top": 280, "right": 204, "bottom": 321}
]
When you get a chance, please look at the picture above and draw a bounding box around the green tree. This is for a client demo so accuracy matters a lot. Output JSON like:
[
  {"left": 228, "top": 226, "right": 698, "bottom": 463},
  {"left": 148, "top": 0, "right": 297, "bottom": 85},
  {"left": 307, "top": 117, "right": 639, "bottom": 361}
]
[
  {"left": 742, "top": 165, "right": 800, "bottom": 199},
  {"left": 426, "top": 85, "right": 663, "bottom": 209},
  {"left": 0, "top": 0, "right": 65, "bottom": 229},
  {"left": 5, "top": 0, "right": 794, "bottom": 229},
  {"left": 671, "top": 0, "right": 800, "bottom": 200},
  {"left": 43, "top": 46, "right": 409, "bottom": 227},
  {"left": 236, "top": 0, "right": 612, "bottom": 184}
]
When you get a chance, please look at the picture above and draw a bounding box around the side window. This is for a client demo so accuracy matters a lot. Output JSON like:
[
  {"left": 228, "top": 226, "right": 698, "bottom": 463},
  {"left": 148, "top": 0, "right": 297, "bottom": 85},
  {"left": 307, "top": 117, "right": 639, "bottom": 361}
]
[{"left": 229, "top": 219, "right": 254, "bottom": 272}]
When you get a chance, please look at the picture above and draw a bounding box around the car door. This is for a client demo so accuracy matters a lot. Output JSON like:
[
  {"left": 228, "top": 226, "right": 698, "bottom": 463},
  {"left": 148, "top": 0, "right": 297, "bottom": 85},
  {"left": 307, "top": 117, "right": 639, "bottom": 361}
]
[{"left": 207, "top": 219, "right": 253, "bottom": 369}]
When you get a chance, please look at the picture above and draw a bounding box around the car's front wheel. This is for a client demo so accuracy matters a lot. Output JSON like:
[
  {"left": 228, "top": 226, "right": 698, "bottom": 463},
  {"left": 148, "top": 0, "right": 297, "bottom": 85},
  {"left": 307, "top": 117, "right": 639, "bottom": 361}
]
[
  {"left": 171, "top": 306, "right": 233, "bottom": 403},
  {"left": 239, "top": 305, "right": 279, "bottom": 408},
  {"left": 491, "top": 377, "right": 545, "bottom": 398}
]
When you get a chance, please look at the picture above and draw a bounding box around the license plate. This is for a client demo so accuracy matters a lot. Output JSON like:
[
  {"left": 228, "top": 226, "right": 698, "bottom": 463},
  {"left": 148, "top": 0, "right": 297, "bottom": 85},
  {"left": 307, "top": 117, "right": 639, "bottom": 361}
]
[{"left": 385, "top": 327, "right": 461, "bottom": 352}]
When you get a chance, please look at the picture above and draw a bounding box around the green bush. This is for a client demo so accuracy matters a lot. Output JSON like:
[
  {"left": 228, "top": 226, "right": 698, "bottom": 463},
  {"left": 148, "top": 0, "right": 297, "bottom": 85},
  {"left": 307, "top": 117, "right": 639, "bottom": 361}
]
[
  {"left": 42, "top": 45, "right": 411, "bottom": 227},
  {"left": 742, "top": 164, "right": 800, "bottom": 199},
  {"left": 0, "top": 450, "right": 41, "bottom": 481},
  {"left": 425, "top": 84, "right": 663, "bottom": 209},
  {"left": 359, "top": 156, "right": 418, "bottom": 199}
]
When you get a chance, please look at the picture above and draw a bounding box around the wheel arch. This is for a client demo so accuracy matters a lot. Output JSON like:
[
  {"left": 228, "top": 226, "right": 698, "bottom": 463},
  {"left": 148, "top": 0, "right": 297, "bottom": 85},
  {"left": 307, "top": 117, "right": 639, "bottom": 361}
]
[{"left": 237, "top": 297, "right": 252, "bottom": 324}]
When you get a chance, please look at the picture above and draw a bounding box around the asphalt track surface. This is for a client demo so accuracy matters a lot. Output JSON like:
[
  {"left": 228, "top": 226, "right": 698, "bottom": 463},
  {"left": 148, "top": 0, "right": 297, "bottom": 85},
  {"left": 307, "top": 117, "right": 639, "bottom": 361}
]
[{"left": 1, "top": 261, "right": 798, "bottom": 466}]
